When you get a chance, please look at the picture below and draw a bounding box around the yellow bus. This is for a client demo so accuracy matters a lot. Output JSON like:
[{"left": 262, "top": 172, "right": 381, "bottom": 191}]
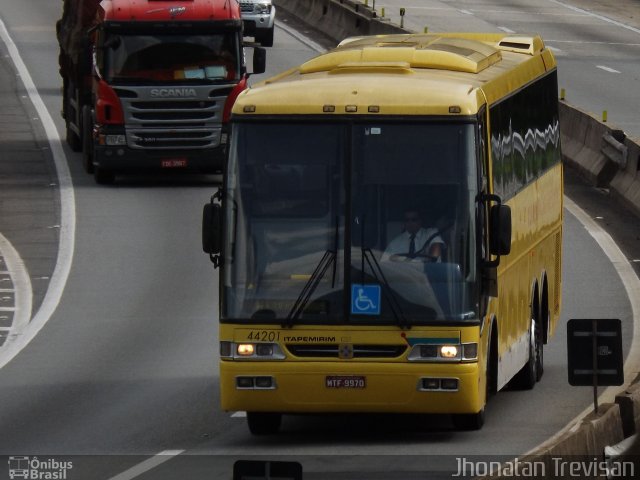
[{"left": 202, "top": 33, "right": 563, "bottom": 434}]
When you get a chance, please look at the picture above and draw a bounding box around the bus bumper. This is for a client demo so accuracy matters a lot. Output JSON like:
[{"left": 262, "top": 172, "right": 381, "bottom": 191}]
[{"left": 220, "top": 361, "right": 483, "bottom": 414}]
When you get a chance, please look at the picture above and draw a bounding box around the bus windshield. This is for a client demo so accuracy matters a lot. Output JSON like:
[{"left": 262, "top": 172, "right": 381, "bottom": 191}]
[
  {"left": 103, "top": 31, "right": 240, "bottom": 85},
  {"left": 223, "top": 121, "right": 479, "bottom": 325}
]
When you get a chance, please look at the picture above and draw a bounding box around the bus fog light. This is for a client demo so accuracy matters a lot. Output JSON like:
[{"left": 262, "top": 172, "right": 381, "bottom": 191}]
[
  {"left": 441, "top": 378, "right": 459, "bottom": 390},
  {"left": 423, "top": 378, "right": 440, "bottom": 390},
  {"left": 255, "top": 376, "right": 273, "bottom": 388},
  {"left": 440, "top": 345, "right": 459, "bottom": 359},
  {"left": 236, "top": 377, "right": 254, "bottom": 388}
]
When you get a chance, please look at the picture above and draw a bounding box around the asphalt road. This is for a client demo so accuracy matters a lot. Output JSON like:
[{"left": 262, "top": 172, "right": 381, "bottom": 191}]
[{"left": 0, "top": 1, "right": 637, "bottom": 479}]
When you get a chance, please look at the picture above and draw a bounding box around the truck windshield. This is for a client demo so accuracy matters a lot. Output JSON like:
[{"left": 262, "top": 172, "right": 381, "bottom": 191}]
[
  {"left": 222, "top": 121, "right": 479, "bottom": 325},
  {"left": 103, "top": 31, "right": 240, "bottom": 84}
]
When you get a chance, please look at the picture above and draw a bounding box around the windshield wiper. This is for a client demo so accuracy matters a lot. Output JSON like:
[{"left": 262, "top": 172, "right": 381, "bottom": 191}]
[
  {"left": 285, "top": 249, "right": 335, "bottom": 327},
  {"left": 361, "top": 247, "right": 410, "bottom": 329},
  {"left": 285, "top": 216, "right": 340, "bottom": 327}
]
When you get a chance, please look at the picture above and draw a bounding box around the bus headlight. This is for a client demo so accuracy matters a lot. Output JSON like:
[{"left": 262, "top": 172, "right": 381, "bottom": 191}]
[
  {"left": 462, "top": 343, "right": 478, "bottom": 361},
  {"left": 220, "top": 342, "right": 286, "bottom": 360},
  {"left": 440, "top": 345, "right": 459, "bottom": 359},
  {"left": 408, "top": 342, "right": 477, "bottom": 362},
  {"left": 237, "top": 344, "right": 255, "bottom": 356}
]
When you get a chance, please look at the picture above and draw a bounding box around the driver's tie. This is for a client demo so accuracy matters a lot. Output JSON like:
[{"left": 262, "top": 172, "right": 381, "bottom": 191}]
[{"left": 409, "top": 234, "right": 416, "bottom": 256}]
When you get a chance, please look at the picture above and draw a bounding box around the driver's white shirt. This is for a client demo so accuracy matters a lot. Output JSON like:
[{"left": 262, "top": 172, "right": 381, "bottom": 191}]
[{"left": 381, "top": 227, "right": 443, "bottom": 261}]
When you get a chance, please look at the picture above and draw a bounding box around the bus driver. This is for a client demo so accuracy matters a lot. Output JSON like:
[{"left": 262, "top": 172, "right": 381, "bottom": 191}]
[{"left": 382, "top": 208, "right": 444, "bottom": 262}]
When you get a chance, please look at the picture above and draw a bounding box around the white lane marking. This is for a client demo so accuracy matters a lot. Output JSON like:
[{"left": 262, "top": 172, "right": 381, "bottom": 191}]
[
  {"left": 107, "top": 450, "right": 185, "bottom": 480},
  {"left": 547, "top": 0, "right": 640, "bottom": 35},
  {"left": 499, "top": 27, "right": 516, "bottom": 34},
  {"left": 527, "top": 197, "right": 640, "bottom": 455},
  {"left": 0, "top": 234, "right": 32, "bottom": 339},
  {"left": 547, "top": 46, "right": 566, "bottom": 57},
  {"left": 0, "top": 18, "right": 76, "bottom": 370},
  {"left": 231, "top": 411, "right": 247, "bottom": 418},
  {"left": 597, "top": 65, "right": 621, "bottom": 74},
  {"left": 276, "top": 20, "right": 326, "bottom": 53},
  {"left": 459, "top": 9, "right": 473, "bottom": 15}
]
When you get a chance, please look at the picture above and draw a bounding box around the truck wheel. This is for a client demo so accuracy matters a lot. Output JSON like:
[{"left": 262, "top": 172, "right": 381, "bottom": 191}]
[
  {"left": 94, "top": 167, "right": 115, "bottom": 185},
  {"left": 259, "top": 27, "right": 274, "bottom": 47},
  {"left": 66, "top": 122, "right": 82, "bottom": 152},
  {"left": 81, "top": 105, "right": 94, "bottom": 174}
]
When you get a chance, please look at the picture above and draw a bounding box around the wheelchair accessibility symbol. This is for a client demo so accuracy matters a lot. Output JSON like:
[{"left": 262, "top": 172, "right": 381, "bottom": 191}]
[{"left": 351, "top": 284, "right": 381, "bottom": 315}]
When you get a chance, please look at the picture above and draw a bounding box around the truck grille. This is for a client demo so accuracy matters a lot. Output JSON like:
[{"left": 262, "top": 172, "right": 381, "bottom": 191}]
[
  {"left": 116, "top": 85, "right": 231, "bottom": 150},
  {"left": 239, "top": 2, "right": 255, "bottom": 13},
  {"left": 286, "top": 344, "right": 407, "bottom": 358}
]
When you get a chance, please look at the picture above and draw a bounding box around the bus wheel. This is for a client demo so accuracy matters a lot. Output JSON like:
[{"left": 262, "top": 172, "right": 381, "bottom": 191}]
[
  {"left": 452, "top": 409, "right": 485, "bottom": 431},
  {"left": 510, "top": 318, "right": 539, "bottom": 390},
  {"left": 536, "top": 312, "right": 547, "bottom": 382},
  {"left": 247, "top": 412, "right": 281, "bottom": 435}
]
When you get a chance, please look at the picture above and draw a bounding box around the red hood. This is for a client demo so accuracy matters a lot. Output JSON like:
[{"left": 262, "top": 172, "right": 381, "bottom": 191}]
[{"left": 101, "top": 0, "right": 240, "bottom": 22}]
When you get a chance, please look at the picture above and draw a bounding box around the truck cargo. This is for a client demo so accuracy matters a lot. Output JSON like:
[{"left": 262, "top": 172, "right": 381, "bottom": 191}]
[{"left": 57, "top": 0, "right": 266, "bottom": 184}]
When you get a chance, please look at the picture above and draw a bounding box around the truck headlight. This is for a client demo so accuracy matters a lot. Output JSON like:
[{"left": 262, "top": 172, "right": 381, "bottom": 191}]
[
  {"left": 101, "top": 134, "right": 126, "bottom": 146},
  {"left": 255, "top": 4, "right": 271, "bottom": 14}
]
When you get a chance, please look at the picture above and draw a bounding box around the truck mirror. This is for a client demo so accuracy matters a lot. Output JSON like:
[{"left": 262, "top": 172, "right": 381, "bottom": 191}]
[
  {"left": 489, "top": 204, "right": 511, "bottom": 256},
  {"left": 103, "top": 35, "right": 121, "bottom": 50},
  {"left": 202, "top": 202, "right": 222, "bottom": 255},
  {"left": 253, "top": 47, "right": 266, "bottom": 75}
]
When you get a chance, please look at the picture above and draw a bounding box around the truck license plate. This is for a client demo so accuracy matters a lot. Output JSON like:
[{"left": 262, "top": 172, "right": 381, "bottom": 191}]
[
  {"left": 161, "top": 159, "right": 187, "bottom": 168},
  {"left": 326, "top": 375, "right": 366, "bottom": 389}
]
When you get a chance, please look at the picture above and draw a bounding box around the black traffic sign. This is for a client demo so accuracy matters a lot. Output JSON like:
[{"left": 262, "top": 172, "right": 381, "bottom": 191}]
[{"left": 567, "top": 318, "right": 623, "bottom": 387}]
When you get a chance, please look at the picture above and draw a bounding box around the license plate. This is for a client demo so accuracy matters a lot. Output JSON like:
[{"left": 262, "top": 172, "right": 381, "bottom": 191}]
[
  {"left": 326, "top": 375, "right": 366, "bottom": 389},
  {"left": 161, "top": 159, "right": 187, "bottom": 168}
]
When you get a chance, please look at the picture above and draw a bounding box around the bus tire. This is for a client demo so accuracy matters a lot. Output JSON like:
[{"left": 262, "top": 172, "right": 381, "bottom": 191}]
[
  {"left": 247, "top": 412, "right": 281, "bottom": 435},
  {"left": 452, "top": 409, "right": 485, "bottom": 431},
  {"left": 536, "top": 312, "right": 546, "bottom": 382},
  {"left": 510, "top": 317, "right": 539, "bottom": 390}
]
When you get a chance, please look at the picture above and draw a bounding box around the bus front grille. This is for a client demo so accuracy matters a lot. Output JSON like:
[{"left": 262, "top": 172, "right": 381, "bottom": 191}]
[{"left": 286, "top": 344, "right": 407, "bottom": 359}]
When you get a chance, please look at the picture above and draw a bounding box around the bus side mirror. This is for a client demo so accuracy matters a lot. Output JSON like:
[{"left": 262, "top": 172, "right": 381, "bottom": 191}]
[
  {"left": 490, "top": 204, "right": 511, "bottom": 256},
  {"left": 202, "top": 202, "right": 222, "bottom": 261},
  {"left": 253, "top": 47, "right": 266, "bottom": 75}
]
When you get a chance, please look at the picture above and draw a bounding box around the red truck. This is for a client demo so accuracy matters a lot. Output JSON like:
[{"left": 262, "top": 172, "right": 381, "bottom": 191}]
[{"left": 57, "top": 0, "right": 265, "bottom": 184}]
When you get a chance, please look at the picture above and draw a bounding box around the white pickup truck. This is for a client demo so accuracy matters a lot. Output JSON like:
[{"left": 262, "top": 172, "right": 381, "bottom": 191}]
[{"left": 240, "top": 0, "right": 276, "bottom": 47}]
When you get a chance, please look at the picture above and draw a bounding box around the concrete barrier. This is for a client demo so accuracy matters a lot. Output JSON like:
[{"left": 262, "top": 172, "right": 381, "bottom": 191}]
[
  {"left": 274, "top": 0, "right": 405, "bottom": 45},
  {"left": 616, "top": 381, "right": 640, "bottom": 437}
]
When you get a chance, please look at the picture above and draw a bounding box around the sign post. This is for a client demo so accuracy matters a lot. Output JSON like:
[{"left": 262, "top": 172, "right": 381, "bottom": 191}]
[{"left": 567, "top": 318, "right": 624, "bottom": 414}]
